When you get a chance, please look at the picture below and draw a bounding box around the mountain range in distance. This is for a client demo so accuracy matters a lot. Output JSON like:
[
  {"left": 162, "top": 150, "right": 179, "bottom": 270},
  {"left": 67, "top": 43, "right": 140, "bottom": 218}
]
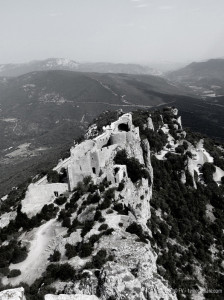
[
  {"left": 1, "top": 57, "right": 224, "bottom": 98},
  {"left": 167, "top": 58, "right": 224, "bottom": 97},
  {"left": 0, "top": 58, "right": 160, "bottom": 77},
  {"left": 168, "top": 58, "right": 224, "bottom": 81}
]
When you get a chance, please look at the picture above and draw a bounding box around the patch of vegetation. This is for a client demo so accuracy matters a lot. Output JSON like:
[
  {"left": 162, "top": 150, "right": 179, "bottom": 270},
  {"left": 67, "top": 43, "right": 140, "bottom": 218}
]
[
  {"left": 47, "top": 170, "right": 60, "bottom": 183},
  {"left": 201, "top": 162, "right": 216, "bottom": 184},
  {"left": 175, "top": 145, "right": 185, "bottom": 155},
  {"left": 68, "top": 218, "right": 82, "bottom": 234},
  {"left": 0, "top": 202, "right": 60, "bottom": 240},
  {"left": 98, "top": 223, "right": 108, "bottom": 231},
  {"left": 117, "top": 180, "right": 125, "bottom": 191},
  {"left": 62, "top": 217, "right": 71, "bottom": 228},
  {"left": 38, "top": 204, "right": 59, "bottom": 221},
  {"left": 94, "top": 210, "right": 102, "bottom": 221},
  {"left": 54, "top": 196, "right": 67, "bottom": 206},
  {"left": 86, "top": 192, "right": 101, "bottom": 205},
  {"left": 113, "top": 203, "right": 129, "bottom": 215},
  {"left": 58, "top": 167, "right": 68, "bottom": 183},
  {"left": 104, "top": 228, "right": 115, "bottom": 235},
  {"left": 185, "top": 129, "right": 203, "bottom": 147},
  {"left": 81, "top": 220, "right": 94, "bottom": 237},
  {"left": 126, "top": 222, "right": 148, "bottom": 243},
  {"left": 150, "top": 151, "right": 224, "bottom": 298},
  {"left": 114, "top": 150, "right": 150, "bottom": 183},
  {"left": 98, "top": 187, "right": 116, "bottom": 210},
  {"left": 132, "top": 109, "right": 175, "bottom": 152},
  {"left": 185, "top": 169, "right": 194, "bottom": 187},
  {"left": 57, "top": 208, "right": 71, "bottom": 222},
  {"left": 65, "top": 243, "right": 78, "bottom": 259},
  {"left": 46, "top": 263, "right": 76, "bottom": 281},
  {"left": 92, "top": 110, "right": 123, "bottom": 133},
  {"left": 92, "top": 249, "right": 114, "bottom": 269},
  {"left": 78, "top": 242, "right": 94, "bottom": 258},
  {"left": 7, "top": 269, "right": 21, "bottom": 278},
  {"left": 0, "top": 178, "right": 32, "bottom": 215},
  {"left": 48, "top": 250, "right": 61, "bottom": 262},
  {"left": 0, "top": 240, "right": 28, "bottom": 268}
]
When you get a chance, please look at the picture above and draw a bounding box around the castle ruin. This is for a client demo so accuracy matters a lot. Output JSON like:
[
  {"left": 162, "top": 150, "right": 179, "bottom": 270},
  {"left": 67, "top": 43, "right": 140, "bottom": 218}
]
[{"left": 67, "top": 113, "right": 140, "bottom": 191}]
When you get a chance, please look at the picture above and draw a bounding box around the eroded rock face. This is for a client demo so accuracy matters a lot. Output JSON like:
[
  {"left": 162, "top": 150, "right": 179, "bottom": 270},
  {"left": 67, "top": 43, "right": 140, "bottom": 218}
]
[
  {"left": 99, "top": 262, "right": 143, "bottom": 300},
  {"left": 97, "top": 237, "right": 177, "bottom": 300},
  {"left": 61, "top": 232, "right": 176, "bottom": 300},
  {"left": 0, "top": 287, "right": 26, "bottom": 300},
  {"left": 63, "top": 273, "right": 99, "bottom": 295}
]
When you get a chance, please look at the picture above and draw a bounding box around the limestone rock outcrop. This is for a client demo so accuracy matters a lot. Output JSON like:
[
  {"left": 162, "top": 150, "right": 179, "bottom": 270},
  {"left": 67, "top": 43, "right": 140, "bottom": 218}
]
[{"left": 0, "top": 287, "right": 26, "bottom": 300}]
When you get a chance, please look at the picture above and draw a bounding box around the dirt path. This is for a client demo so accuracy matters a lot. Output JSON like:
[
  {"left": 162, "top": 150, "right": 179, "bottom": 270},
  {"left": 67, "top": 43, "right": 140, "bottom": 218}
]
[{"left": 5, "top": 219, "right": 57, "bottom": 285}]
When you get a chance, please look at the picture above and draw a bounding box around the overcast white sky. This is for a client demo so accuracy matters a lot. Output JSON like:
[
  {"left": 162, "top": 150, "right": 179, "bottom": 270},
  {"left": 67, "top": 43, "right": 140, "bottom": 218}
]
[{"left": 0, "top": 0, "right": 224, "bottom": 64}]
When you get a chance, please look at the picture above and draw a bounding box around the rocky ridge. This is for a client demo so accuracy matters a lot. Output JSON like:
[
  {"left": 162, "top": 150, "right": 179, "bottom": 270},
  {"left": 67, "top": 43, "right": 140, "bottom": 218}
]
[{"left": 1, "top": 108, "right": 224, "bottom": 299}]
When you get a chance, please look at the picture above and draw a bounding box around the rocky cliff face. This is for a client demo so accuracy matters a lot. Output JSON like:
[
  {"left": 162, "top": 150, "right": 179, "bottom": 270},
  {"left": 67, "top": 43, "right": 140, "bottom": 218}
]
[
  {"left": 1, "top": 107, "right": 224, "bottom": 299},
  {"left": 0, "top": 287, "right": 26, "bottom": 300}
]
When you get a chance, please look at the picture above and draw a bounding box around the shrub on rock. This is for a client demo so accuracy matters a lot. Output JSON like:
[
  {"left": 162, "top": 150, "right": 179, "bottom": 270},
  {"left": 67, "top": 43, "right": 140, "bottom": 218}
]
[
  {"left": 114, "top": 150, "right": 150, "bottom": 183},
  {"left": 7, "top": 269, "right": 21, "bottom": 278}
]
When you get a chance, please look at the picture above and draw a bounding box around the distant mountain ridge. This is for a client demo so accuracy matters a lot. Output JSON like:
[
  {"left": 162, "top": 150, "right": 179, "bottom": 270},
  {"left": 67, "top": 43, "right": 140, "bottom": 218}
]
[
  {"left": 168, "top": 58, "right": 224, "bottom": 82},
  {"left": 0, "top": 58, "right": 158, "bottom": 77},
  {"left": 0, "top": 58, "right": 79, "bottom": 77},
  {"left": 167, "top": 58, "right": 224, "bottom": 97}
]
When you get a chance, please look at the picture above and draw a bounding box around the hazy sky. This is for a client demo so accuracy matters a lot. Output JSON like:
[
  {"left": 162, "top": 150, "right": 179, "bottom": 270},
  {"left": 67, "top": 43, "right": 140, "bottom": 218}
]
[{"left": 0, "top": 0, "right": 224, "bottom": 64}]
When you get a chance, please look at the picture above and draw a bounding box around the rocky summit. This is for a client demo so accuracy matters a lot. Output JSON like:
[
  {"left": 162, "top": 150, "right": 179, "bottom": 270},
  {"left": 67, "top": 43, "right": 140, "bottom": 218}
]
[{"left": 0, "top": 108, "right": 224, "bottom": 299}]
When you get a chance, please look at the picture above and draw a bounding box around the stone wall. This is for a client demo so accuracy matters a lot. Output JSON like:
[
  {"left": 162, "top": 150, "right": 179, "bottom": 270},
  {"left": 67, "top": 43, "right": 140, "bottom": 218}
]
[
  {"left": 94, "top": 131, "right": 111, "bottom": 149},
  {"left": 110, "top": 132, "right": 127, "bottom": 146},
  {"left": 21, "top": 183, "right": 68, "bottom": 217},
  {"left": 67, "top": 113, "right": 134, "bottom": 191}
]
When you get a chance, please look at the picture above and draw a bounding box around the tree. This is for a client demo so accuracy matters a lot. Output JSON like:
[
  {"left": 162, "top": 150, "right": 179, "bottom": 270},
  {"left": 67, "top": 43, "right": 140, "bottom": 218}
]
[
  {"left": 54, "top": 196, "right": 67, "bottom": 206},
  {"left": 46, "top": 263, "right": 75, "bottom": 281},
  {"left": 11, "top": 246, "right": 28, "bottom": 264},
  {"left": 98, "top": 223, "right": 108, "bottom": 231},
  {"left": 62, "top": 217, "right": 71, "bottom": 228},
  {"left": 221, "top": 176, "right": 224, "bottom": 184},
  {"left": 79, "top": 242, "right": 93, "bottom": 258},
  {"left": 183, "top": 141, "right": 188, "bottom": 150},
  {"left": 47, "top": 170, "right": 59, "bottom": 183},
  {"left": 49, "top": 250, "right": 61, "bottom": 262},
  {"left": 92, "top": 249, "right": 107, "bottom": 269},
  {"left": 7, "top": 269, "right": 21, "bottom": 278},
  {"left": 201, "top": 163, "right": 216, "bottom": 184},
  {"left": 175, "top": 145, "right": 185, "bottom": 155}
]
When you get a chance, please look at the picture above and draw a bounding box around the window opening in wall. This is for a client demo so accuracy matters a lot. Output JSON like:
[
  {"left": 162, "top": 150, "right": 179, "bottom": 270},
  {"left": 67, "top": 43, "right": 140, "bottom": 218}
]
[
  {"left": 92, "top": 167, "right": 96, "bottom": 174},
  {"left": 118, "top": 123, "right": 129, "bottom": 132},
  {"left": 102, "top": 138, "right": 112, "bottom": 148},
  {"left": 114, "top": 167, "right": 119, "bottom": 174}
]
